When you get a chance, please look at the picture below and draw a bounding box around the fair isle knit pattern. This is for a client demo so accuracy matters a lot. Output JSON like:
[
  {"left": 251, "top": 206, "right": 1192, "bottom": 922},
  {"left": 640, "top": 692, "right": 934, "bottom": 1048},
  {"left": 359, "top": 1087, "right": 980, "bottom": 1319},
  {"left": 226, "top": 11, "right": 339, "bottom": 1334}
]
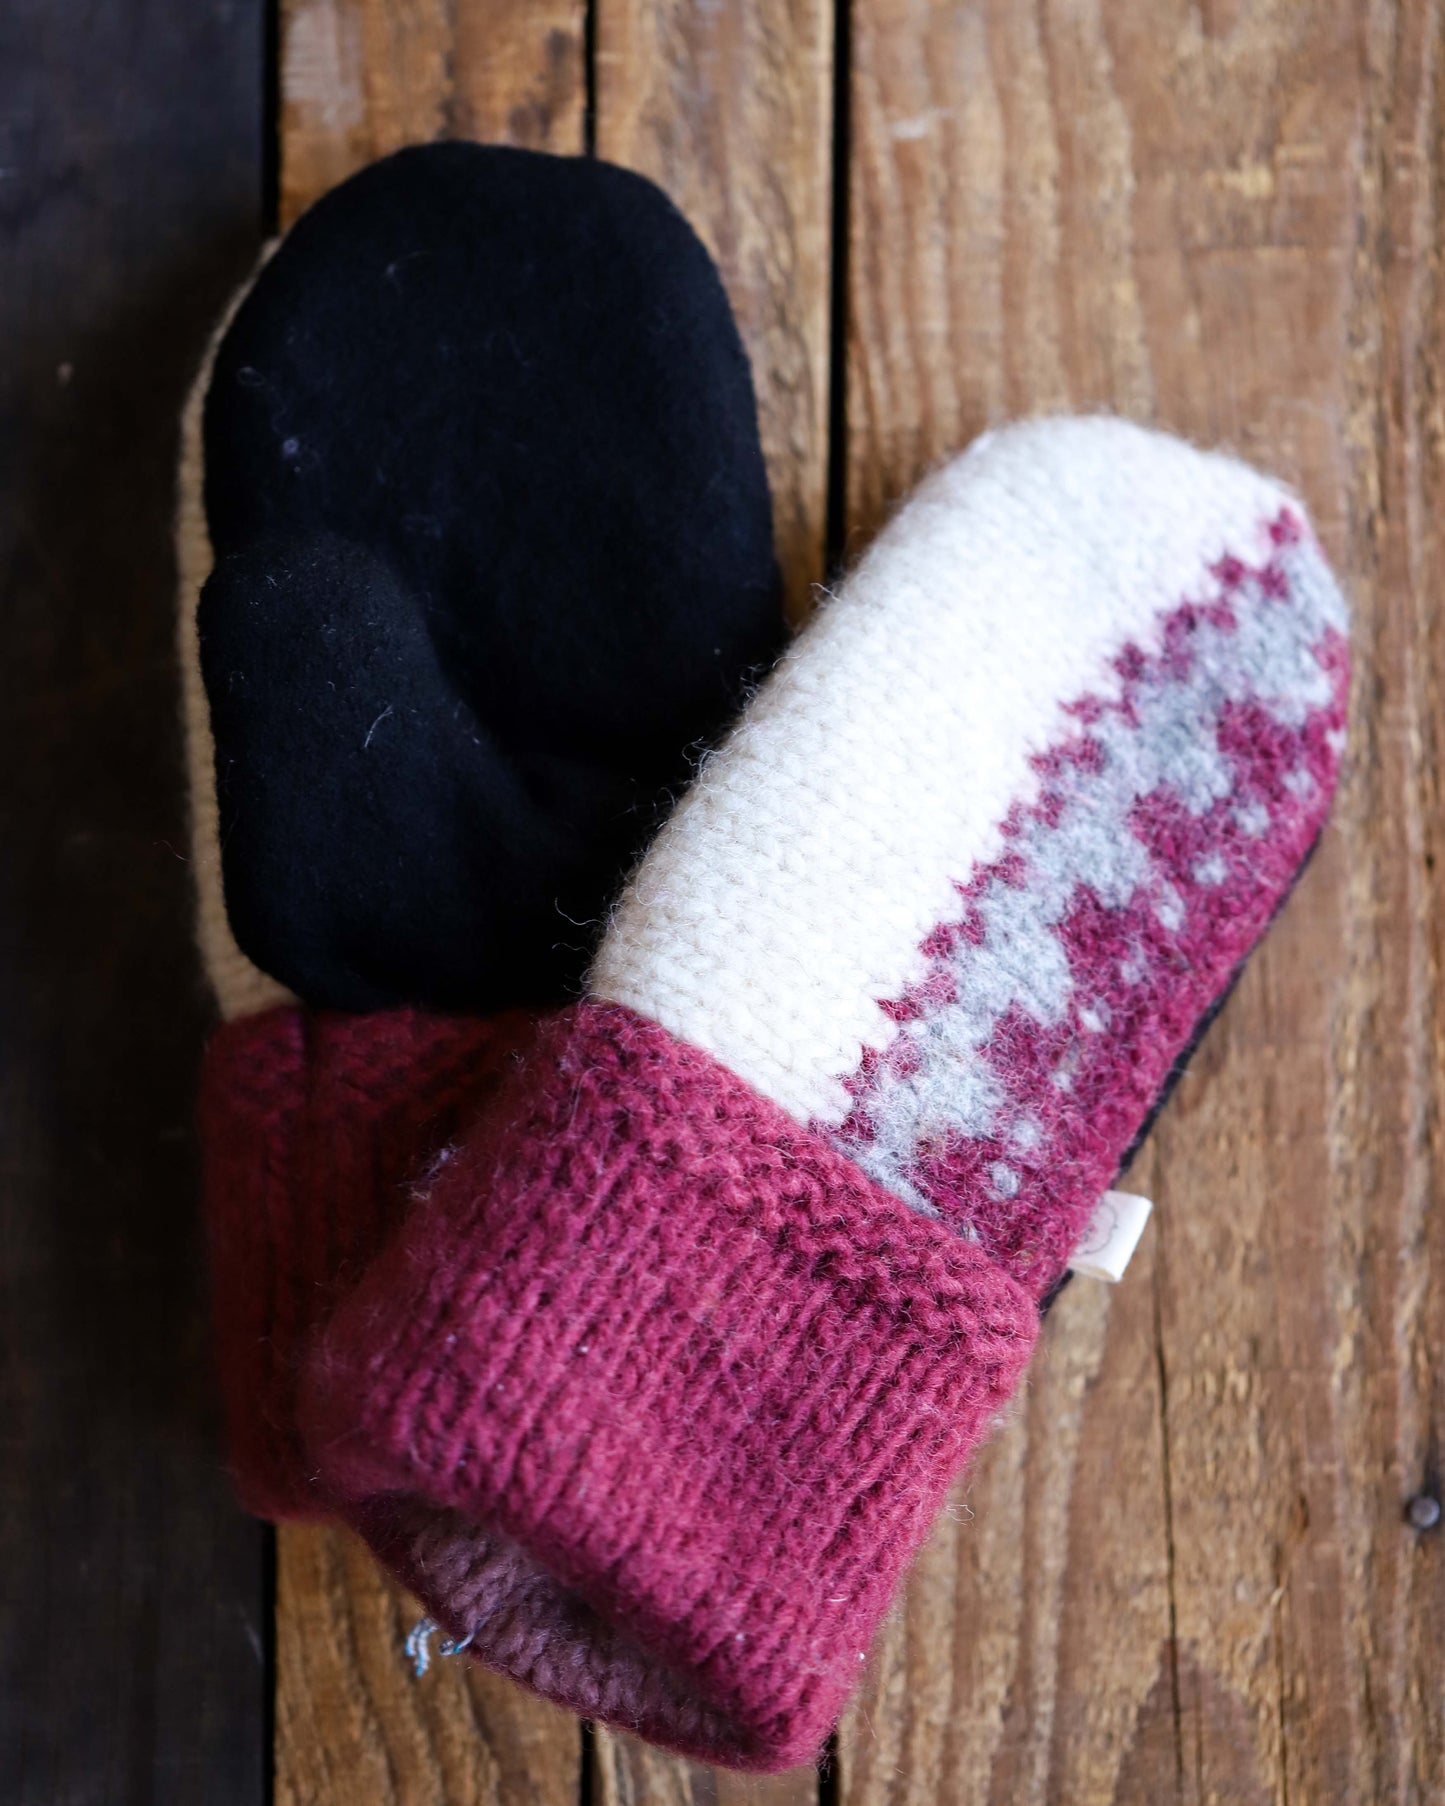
[
  {"left": 592, "top": 418, "right": 1349, "bottom": 1296},
  {"left": 830, "top": 510, "right": 1348, "bottom": 1284},
  {"left": 591, "top": 418, "right": 1342, "bottom": 1134}
]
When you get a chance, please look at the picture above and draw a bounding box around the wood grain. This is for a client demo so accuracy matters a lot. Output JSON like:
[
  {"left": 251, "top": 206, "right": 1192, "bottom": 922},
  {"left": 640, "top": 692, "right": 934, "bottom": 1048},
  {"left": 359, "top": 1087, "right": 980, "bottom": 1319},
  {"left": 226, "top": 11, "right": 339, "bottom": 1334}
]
[
  {"left": 279, "top": 0, "right": 587, "bottom": 228},
  {"left": 594, "top": 1733, "right": 825, "bottom": 1806},
  {"left": 595, "top": 0, "right": 834, "bottom": 619},
  {"left": 276, "top": 1526, "right": 579, "bottom": 1806},
  {"left": 0, "top": 2, "right": 269, "bottom": 1800},
  {"left": 840, "top": 2, "right": 1444, "bottom": 1801}
]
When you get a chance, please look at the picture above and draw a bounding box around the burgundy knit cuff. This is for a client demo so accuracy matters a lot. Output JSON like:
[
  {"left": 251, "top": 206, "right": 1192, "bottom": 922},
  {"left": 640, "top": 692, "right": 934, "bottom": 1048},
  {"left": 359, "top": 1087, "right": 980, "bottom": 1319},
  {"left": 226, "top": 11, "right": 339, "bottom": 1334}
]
[
  {"left": 201, "top": 1004, "right": 527, "bottom": 1521},
  {"left": 299, "top": 1001, "right": 1038, "bottom": 1769}
]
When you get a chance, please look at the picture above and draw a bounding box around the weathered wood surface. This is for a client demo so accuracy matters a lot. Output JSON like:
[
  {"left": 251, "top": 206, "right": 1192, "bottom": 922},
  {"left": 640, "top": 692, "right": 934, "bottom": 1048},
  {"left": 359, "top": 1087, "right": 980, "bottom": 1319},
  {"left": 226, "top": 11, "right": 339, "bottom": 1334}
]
[
  {"left": 279, "top": 0, "right": 587, "bottom": 224},
  {"left": 0, "top": 9, "right": 272, "bottom": 1806},
  {"left": 0, "top": 3, "right": 270, "bottom": 1803},
  {"left": 593, "top": 0, "right": 834, "bottom": 620},
  {"left": 276, "top": 1525, "right": 581, "bottom": 1806},
  {"left": 271, "top": 3, "right": 1443, "bottom": 1803}
]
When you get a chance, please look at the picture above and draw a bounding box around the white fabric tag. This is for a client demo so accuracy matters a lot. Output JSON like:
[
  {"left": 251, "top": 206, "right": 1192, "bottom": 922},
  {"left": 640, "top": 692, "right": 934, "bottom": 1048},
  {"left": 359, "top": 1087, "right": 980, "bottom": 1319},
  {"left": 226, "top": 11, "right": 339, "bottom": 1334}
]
[{"left": 1069, "top": 1190, "right": 1153, "bottom": 1282}]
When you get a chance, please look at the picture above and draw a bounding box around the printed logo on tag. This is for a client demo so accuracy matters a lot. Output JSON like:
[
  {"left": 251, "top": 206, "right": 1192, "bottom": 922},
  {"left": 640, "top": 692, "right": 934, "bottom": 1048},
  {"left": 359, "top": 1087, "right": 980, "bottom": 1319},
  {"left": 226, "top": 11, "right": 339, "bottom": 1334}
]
[{"left": 1069, "top": 1190, "right": 1153, "bottom": 1282}]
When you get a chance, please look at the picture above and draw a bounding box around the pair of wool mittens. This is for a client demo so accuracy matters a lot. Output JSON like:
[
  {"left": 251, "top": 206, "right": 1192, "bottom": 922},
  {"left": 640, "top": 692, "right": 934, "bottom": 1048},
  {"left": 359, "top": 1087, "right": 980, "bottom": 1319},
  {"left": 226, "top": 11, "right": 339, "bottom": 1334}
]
[{"left": 183, "top": 145, "right": 1350, "bottom": 1772}]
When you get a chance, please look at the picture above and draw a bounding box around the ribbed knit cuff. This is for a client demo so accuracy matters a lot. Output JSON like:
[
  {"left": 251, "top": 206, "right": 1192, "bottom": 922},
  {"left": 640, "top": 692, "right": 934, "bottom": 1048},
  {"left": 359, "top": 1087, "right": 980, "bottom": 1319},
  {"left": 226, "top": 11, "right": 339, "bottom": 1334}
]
[
  {"left": 200, "top": 1004, "right": 527, "bottom": 1521},
  {"left": 299, "top": 1001, "right": 1038, "bottom": 1769}
]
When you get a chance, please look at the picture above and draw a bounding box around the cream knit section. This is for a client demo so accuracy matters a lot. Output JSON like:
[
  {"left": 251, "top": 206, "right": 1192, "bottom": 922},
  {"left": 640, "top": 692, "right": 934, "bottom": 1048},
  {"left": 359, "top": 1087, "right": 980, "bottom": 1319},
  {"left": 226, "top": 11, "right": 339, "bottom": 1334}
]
[
  {"left": 590, "top": 417, "right": 1297, "bottom": 1128},
  {"left": 176, "top": 249, "right": 293, "bottom": 1021}
]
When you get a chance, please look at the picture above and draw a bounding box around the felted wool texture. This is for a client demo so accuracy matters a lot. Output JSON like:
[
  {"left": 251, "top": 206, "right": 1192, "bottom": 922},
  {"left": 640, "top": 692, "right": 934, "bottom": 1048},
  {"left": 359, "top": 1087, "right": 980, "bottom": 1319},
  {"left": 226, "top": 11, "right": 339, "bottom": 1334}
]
[
  {"left": 300, "top": 416, "right": 1348, "bottom": 1767},
  {"left": 200, "top": 141, "right": 784, "bottom": 1013}
]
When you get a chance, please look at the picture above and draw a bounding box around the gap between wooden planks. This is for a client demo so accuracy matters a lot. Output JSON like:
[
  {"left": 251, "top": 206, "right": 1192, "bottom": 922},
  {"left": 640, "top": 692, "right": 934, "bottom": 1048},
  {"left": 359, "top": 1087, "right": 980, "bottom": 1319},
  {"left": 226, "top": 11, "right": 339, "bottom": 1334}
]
[{"left": 274, "top": 3, "right": 1443, "bottom": 1804}]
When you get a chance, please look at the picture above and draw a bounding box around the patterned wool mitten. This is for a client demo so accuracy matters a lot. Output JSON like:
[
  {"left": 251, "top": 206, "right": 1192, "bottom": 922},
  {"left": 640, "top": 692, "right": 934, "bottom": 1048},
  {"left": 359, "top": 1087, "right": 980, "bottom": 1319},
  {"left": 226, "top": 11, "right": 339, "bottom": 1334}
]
[
  {"left": 299, "top": 418, "right": 1349, "bottom": 1767},
  {"left": 179, "top": 143, "right": 783, "bottom": 1520}
]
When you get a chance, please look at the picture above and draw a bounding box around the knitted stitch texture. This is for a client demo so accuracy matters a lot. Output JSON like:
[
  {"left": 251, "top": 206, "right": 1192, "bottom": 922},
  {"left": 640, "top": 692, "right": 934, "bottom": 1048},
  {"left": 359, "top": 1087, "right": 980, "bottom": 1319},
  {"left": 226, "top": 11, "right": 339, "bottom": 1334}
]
[
  {"left": 302, "top": 417, "right": 1350, "bottom": 1767},
  {"left": 301, "top": 1004, "right": 1036, "bottom": 1768},
  {"left": 201, "top": 1005, "right": 530, "bottom": 1519}
]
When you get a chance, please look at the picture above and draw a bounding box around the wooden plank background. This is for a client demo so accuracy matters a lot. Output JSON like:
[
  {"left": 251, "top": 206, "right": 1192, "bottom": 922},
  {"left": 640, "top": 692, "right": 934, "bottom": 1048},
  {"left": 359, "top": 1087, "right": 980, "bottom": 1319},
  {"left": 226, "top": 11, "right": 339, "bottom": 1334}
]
[
  {"left": 271, "top": 2, "right": 1444, "bottom": 1802},
  {"left": 0, "top": 6, "right": 269, "bottom": 1804},
  {"left": 7, "top": 1, "right": 1440, "bottom": 1802}
]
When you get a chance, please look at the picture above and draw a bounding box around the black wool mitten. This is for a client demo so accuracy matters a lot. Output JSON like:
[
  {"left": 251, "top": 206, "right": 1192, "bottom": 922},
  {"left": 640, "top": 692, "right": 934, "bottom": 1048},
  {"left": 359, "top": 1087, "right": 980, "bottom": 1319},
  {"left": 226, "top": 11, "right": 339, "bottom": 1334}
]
[{"left": 199, "top": 142, "right": 783, "bottom": 1013}]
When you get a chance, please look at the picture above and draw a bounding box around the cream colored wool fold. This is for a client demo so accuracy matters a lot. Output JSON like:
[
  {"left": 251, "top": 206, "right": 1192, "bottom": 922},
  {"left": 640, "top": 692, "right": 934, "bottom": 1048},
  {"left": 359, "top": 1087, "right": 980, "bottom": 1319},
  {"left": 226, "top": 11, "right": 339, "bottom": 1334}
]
[{"left": 175, "top": 250, "right": 293, "bottom": 1021}]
